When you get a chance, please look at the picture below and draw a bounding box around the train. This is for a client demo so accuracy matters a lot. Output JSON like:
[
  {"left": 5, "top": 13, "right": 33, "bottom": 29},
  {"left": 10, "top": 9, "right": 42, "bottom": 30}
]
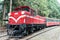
[{"left": 6, "top": 6, "right": 60, "bottom": 37}]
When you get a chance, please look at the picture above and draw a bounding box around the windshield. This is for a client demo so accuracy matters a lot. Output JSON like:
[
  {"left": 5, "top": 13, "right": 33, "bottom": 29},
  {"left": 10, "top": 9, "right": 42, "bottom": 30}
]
[{"left": 22, "top": 8, "right": 29, "bottom": 12}]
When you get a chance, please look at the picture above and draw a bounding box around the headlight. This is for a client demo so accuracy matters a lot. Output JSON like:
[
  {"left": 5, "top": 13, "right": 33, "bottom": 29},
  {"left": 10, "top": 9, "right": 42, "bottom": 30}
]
[
  {"left": 8, "top": 13, "right": 11, "bottom": 16},
  {"left": 21, "top": 11, "right": 25, "bottom": 14}
]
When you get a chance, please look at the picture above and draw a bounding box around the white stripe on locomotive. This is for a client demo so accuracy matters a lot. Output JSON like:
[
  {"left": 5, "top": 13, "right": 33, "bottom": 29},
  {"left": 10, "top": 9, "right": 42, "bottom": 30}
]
[
  {"left": 9, "top": 15, "right": 44, "bottom": 23},
  {"left": 9, "top": 11, "right": 44, "bottom": 23}
]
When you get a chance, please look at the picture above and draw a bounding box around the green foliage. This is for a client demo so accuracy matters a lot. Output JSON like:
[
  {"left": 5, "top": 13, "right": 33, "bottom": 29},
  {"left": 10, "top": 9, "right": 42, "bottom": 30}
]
[
  {"left": 0, "top": 0, "right": 60, "bottom": 26},
  {"left": 1, "top": 0, "right": 60, "bottom": 19}
]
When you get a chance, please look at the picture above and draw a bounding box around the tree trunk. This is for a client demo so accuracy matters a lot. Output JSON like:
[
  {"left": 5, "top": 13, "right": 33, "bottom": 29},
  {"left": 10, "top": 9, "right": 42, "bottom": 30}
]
[
  {"left": 10, "top": 0, "right": 12, "bottom": 12},
  {"left": 2, "top": 0, "right": 6, "bottom": 26},
  {"left": 36, "top": 9, "right": 38, "bottom": 15}
]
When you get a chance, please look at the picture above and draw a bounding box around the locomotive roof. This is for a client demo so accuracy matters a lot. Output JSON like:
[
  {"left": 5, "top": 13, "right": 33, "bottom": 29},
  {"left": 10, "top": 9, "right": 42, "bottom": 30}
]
[
  {"left": 14, "top": 6, "right": 35, "bottom": 11},
  {"left": 46, "top": 17, "right": 60, "bottom": 20}
]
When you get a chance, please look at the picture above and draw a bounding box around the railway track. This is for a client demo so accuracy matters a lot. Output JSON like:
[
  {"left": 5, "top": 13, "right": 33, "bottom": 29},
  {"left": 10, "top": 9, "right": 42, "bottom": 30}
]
[
  {"left": 21, "top": 26, "right": 58, "bottom": 40},
  {"left": 0, "top": 26, "right": 59, "bottom": 40}
]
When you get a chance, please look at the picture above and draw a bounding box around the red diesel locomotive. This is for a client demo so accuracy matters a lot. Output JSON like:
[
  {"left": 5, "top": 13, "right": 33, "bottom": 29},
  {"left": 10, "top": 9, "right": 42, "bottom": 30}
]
[{"left": 7, "top": 6, "right": 60, "bottom": 37}]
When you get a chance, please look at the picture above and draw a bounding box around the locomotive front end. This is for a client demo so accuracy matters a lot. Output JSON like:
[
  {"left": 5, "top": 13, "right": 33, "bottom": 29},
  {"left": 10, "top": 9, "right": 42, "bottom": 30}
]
[{"left": 7, "top": 6, "right": 31, "bottom": 37}]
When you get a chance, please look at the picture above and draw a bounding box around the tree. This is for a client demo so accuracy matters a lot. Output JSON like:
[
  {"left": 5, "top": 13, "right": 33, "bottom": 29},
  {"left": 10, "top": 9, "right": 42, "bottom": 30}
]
[
  {"left": 10, "top": 0, "right": 12, "bottom": 12},
  {"left": 2, "top": 0, "right": 6, "bottom": 25}
]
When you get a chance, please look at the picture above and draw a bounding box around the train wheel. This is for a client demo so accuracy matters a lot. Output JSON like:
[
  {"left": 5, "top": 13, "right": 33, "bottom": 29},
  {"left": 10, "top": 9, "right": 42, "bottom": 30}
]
[
  {"left": 37, "top": 26, "right": 40, "bottom": 30},
  {"left": 34, "top": 26, "right": 37, "bottom": 31},
  {"left": 30, "top": 27, "right": 34, "bottom": 33},
  {"left": 7, "top": 29, "right": 9, "bottom": 35},
  {"left": 41, "top": 26, "right": 44, "bottom": 29},
  {"left": 41, "top": 26, "right": 46, "bottom": 29},
  {"left": 25, "top": 30, "right": 29, "bottom": 36},
  {"left": 24, "top": 28, "right": 29, "bottom": 36},
  {"left": 7, "top": 29, "right": 13, "bottom": 37},
  {"left": 7, "top": 28, "right": 10, "bottom": 35},
  {"left": 41, "top": 25, "right": 46, "bottom": 29}
]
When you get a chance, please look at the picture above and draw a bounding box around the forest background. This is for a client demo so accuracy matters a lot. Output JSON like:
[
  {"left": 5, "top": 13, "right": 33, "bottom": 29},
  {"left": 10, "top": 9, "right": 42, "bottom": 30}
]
[{"left": 0, "top": 0, "right": 60, "bottom": 27}]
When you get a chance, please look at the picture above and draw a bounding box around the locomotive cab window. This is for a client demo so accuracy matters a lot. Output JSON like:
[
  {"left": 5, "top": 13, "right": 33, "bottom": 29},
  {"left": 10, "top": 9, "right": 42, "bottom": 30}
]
[
  {"left": 14, "top": 8, "right": 29, "bottom": 12},
  {"left": 14, "top": 6, "right": 35, "bottom": 15},
  {"left": 22, "top": 8, "right": 29, "bottom": 12}
]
